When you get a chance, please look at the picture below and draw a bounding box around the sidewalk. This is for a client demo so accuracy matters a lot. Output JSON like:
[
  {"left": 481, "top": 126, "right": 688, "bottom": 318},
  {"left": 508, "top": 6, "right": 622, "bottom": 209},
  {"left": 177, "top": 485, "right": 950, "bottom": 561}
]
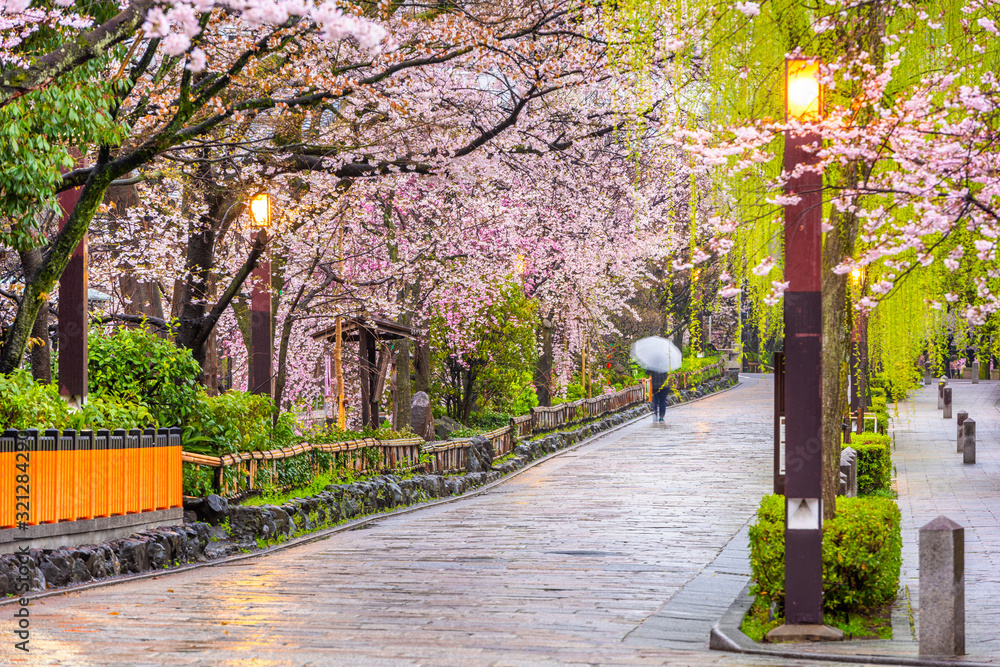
[
  {"left": 712, "top": 379, "right": 1000, "bottom": 665},
  {"left": 893, "top": 379, "right": 1000, "bottom": 660}
]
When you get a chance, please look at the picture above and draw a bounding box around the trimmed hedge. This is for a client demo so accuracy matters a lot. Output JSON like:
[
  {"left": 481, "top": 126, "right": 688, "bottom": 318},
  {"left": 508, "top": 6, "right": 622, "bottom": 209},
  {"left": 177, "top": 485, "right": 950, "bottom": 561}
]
[
  {"left": 748, "top": 494, "right": 902, "bottom": 615},
  {"left": 846, "top": 432, "right": 892, "bottom": 494}
]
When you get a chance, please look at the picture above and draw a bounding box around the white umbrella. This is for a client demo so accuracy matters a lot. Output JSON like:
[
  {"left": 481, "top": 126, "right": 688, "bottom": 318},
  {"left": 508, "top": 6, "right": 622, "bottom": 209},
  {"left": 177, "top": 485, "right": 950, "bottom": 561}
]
[{"left": 630, "top": 336, "right": 683, "bottom": 373}]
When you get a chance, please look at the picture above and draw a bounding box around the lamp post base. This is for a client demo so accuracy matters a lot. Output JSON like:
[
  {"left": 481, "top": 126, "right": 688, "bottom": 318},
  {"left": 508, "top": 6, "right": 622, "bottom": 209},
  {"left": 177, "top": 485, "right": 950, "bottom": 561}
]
[{"left": 766, "top": 623, "right": 845, "bottom": 643}]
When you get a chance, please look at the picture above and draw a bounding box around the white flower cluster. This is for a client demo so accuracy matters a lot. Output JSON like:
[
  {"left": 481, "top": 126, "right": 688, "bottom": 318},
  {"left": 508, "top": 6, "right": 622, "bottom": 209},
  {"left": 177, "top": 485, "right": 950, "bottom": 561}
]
[{"left": 141, "top": 0, "right": 389, "bottom": 72}]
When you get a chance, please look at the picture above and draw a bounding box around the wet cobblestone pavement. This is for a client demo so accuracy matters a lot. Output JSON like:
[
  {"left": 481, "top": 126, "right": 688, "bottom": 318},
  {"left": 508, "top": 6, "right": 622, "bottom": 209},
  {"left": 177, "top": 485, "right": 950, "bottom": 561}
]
[{"left": 3, "top": 378, "right": 878, "bottom": 666}]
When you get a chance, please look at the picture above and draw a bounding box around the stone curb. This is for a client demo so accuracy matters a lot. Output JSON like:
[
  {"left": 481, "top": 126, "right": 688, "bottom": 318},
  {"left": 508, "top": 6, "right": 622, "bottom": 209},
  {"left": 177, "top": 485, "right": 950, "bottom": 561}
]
[
  {"left": 709, "top": 580, "right": 995, "bottom": 666},
  {"left": 1, "top": 374, "right": 742, "bottom": 607}
]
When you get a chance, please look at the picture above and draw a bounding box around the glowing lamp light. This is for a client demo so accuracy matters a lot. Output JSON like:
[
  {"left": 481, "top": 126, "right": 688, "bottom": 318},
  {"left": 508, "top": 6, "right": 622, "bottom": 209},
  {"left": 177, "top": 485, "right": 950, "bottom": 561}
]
[
  {"left": 249, "top": 192, "right": 272, "bottom": 228},
  {"left": 851, "top": 268, "right": 861, "bottom": 282},
  {"left": 785, "top": 59, "right": 822, "bottom": 121}
]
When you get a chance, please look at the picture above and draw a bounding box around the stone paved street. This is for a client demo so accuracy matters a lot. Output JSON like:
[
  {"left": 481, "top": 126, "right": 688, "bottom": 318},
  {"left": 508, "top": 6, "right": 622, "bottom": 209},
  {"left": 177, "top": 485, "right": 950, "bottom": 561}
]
[{"left": 4, "top": 378, "right": 876, "bottom": 666}]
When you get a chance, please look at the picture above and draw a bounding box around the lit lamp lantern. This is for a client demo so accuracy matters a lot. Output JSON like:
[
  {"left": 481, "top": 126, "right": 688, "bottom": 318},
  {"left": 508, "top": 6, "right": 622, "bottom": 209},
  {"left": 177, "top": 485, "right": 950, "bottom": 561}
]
[
  {"left": 249, "top": 192, "right": 272, "bottom": 228},
  {"left": 785, "top": 59, "right": 822, "bottom": 121}
]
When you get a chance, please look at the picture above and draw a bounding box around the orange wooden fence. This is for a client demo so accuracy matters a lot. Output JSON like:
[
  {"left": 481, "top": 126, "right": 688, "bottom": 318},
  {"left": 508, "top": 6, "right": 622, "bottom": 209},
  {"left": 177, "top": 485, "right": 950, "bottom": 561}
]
[{"left": 0, "top": 428, "right": 182, "bottom": 529}]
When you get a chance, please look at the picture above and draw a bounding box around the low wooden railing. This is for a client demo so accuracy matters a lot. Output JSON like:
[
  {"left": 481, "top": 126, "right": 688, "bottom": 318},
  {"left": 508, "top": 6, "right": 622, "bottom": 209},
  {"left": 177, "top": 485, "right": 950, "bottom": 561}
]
[
  {"left": 185, "top": 382, "right": 650, "bottom": 496},
  {"left": 2, "top": 428, "right": 182, "bottom": 528},
  {"left": 531, "top": 383, "right": 648, "bottom": 434},
  {"left": 422, "top": 423, "right": 517, "bottom": 475},
  {"left": 182, "top": 436, "right": 425, "bottom": 498},
  {"left": 665, "top": 359, "right": 726, "bottom": 390}
]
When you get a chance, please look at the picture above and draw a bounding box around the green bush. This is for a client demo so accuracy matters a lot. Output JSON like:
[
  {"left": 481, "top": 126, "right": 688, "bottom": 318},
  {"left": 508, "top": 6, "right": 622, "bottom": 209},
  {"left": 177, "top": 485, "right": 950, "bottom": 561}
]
[
  {"left": 501, "top": 372, "right": 538, "bottom": 416},
  {"left": 0, "top": 369, "right": 74, "bottom": 429},
  {"left": 183, "top": 462, "right": 215, "bottom": 497},
  {"left": 845, "top": 433, "right": 891, "bottom": 494},
  {"left": 870, "top": 395, "right": 887, "bottom": 412},
  {"left": 0, "top": 369, "right": 154, "bottom": 431},
  {"left": 88, "top": 325, "right": 201, "bottom": 426},
  {"left": 823, "top": 497, "right": 902, "bottom": 613},
  {"left": 184, "top": 390, "right": 298, "bottom": 456},
  {"left": 748, "top": 494, "right": 901, "bottom": 615},
  {"left": 470, "top": 409, "right": 512, "bottom": 430}
]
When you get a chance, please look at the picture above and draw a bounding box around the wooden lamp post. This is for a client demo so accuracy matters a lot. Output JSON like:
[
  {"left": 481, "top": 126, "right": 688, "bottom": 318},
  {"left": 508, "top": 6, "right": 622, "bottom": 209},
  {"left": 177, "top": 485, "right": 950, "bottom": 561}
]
[
  {"left": 772, "top": 58, "right": 842, "bottom": 640},
  {"left": 248, "top": 192, "right": 272, "bottom": 398}
]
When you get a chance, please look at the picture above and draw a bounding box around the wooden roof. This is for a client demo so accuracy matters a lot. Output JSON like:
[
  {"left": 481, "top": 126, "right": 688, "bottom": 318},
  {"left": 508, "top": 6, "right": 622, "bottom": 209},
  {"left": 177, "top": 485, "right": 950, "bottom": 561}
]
[{"left": 311, "top": 317, "right": 416, "bottom": 343}]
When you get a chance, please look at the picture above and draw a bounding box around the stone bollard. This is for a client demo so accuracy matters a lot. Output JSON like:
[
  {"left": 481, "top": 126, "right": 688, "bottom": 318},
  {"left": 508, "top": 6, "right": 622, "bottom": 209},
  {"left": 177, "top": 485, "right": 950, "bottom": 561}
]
[
  {"left": 943, "top": 387, "right": 953, "bottom": 419},
  {"left": 840, "top": 447, "right": 857, "bottom": 497},
  {"left": 938, "top": 380, "right": 947, "bottom": 410},
  {"left": 956, "top": 411, "right": 968, "bottom": 453},
  {"left": 919, "top": 516, "right": 965, "bottom": 657},
  {"left": 924, "top": 366, "right": 932, "bottom": 385},
  {"left": 963, "top": 419, "right": 976, "bottom": 464},
  {"left": 972, "top": 362, "right": 980, "bottom": 384}
]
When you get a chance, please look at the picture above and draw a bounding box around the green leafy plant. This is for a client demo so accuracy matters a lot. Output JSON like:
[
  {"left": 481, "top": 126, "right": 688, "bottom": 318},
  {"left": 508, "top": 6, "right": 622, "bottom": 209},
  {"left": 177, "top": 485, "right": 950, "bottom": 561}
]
[
  {"left": 0, "top": 368, "right": 155, "bottom": 431},
  {"left": 748, "top": 494, "right": 901, "bottom": 617},
  {"left": 182, "top": 462, "right": 216, "bottom": 498},
  {"left": 88, "top": 325, "right": 202, "bottom": 426},
  {"left": 845, "top": 433, "right": 892, "bottom": 494}
]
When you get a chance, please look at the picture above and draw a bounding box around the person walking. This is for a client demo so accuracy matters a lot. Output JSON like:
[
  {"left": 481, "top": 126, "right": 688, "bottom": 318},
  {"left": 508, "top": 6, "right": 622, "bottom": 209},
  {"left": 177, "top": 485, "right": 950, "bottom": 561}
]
[{"left": 650, "top": 370, "right": 669, "bottom": 422}]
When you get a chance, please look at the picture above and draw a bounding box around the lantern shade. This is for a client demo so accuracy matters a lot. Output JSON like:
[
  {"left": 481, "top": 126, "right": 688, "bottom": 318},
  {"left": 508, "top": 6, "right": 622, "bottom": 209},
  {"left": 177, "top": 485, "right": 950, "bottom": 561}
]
[
  {"left": 249, "top": 192, "right": 271, "bottom": 227},
  {"left": 785, "top": 59, "right": 822, "bottom": 121}
]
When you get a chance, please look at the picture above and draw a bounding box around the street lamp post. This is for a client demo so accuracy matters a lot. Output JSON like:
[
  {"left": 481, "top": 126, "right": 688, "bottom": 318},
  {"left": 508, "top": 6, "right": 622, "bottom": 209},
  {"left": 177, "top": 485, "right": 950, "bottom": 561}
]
[
  {"left": 780, "top": 58, "right": 828, "bottom": 630},
  {"left": 248, "top": 192, "right": 272, "bottom": 398}
]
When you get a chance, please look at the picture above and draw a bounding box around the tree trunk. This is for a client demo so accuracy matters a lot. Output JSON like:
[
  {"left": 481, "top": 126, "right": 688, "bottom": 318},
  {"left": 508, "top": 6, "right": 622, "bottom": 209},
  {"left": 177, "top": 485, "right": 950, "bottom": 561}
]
[
  {"left": 0, "top": 162, "right": 114, "bottom": 375},
  {"left": 273, "top": 310, "right": 295, "bottom": 423},
  {"left": 175, "top": 207, "right": 217, "bottom": 368},
  {"left": 19, "top": 248, "right": 51, "bottom": 383},
  {"left": 394, "top": 337, "right": 411, "bottom": 430},
  {"left": 821, "top": 163, "right": 860, "bottom": 521},
  {"left": 534, "top": 312, "right": 554, "bottom": 406},
  {"left": 819, "top": 0, "right": 885, "bottom": 520},
  {"left": 414, "top": 334, "right": 431, "bottom": 395}
]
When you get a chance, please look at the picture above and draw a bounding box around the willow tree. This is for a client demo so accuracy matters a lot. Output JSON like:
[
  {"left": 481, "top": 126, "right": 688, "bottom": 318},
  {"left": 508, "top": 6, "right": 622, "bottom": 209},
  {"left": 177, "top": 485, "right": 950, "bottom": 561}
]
[{"left": 603, "top": 0, "right": 1000, "bottom": 517}]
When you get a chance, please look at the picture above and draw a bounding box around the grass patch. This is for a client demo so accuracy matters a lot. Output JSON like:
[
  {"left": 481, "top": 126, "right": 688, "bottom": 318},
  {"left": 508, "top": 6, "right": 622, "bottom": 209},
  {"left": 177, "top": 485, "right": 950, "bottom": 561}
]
[
  {"left": 740, "top": 597, "right": 781, "bottom": 642},
  {"left": 241, "top": 472, "right": 345, "bottom": 506},
  {"left": 741, "top": 596, "right": 893, "bottom": 642}
]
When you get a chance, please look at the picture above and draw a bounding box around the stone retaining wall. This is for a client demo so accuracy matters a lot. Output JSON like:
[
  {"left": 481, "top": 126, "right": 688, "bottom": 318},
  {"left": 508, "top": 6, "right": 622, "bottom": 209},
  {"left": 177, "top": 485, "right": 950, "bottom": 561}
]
[{"left": 3, "top": 371, "right": 738, "bottom": 597}]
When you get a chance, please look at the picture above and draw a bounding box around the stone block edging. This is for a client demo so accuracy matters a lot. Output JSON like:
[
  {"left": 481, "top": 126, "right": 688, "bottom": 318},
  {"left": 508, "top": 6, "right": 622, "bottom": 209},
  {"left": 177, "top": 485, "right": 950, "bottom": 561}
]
[
  {"left": 1, "top": 372, "right": 739, "bottom": 605},
  {"left": 709, "top": 585, "right": 992, "bottom": 667}
]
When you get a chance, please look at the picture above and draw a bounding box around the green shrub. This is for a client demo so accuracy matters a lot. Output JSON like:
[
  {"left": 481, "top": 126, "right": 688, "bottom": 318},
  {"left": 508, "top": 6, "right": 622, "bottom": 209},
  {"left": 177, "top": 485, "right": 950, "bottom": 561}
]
[
  {"left": 0, "top": 369, "right": 154, "bottom": 431},
  {"left": 870, "top": 395, "right": 887, "bottom": 412},
  {"left": 748, "top": 494, "right": 901, "bottom": 615},
  {"left": 823, "top": 497, "right": 902, "bottom": 613},
  {"left": 876, "top": 411, "right": 888, "bottom": 434},
  {"left": 88, "top": 325, "right": 202, "bottom": 426},
  {"left": 185, "top": 390, "right": 298, "bottom": 456},
  {"left": 0, "top": 369, "right": 73, "bottom": 429},
  {"left": 183, "top": 462, "right": 215, "bottom": 497},
  {"left": 469, "top": 409, "right": 512, "bottom": 430},
  {"left": 845, "top": 433, "right": 891, "bottom": 494}
]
